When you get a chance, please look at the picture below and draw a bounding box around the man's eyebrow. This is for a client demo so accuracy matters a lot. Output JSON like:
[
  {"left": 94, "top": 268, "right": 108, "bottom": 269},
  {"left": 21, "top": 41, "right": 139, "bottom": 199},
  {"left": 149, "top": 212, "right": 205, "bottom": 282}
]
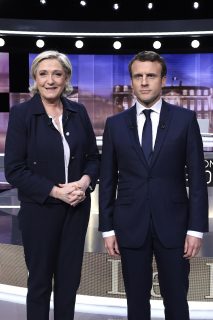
[{"left": 132, "top": 72, "right": 158, "bottom": 76}]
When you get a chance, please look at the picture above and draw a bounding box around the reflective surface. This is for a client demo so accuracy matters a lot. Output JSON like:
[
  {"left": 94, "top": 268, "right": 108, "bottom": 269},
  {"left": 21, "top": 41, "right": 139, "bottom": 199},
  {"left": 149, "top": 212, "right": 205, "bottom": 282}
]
[{"left": 0, "top": 300, "right": 211, "bottom": 320}]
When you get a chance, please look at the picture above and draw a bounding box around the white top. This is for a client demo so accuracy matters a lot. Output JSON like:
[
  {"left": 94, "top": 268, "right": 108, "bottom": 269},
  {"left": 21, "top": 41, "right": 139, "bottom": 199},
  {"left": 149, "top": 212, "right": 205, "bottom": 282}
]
[{"left": 51, "top": 115, "right": 70, "bottom": 183}]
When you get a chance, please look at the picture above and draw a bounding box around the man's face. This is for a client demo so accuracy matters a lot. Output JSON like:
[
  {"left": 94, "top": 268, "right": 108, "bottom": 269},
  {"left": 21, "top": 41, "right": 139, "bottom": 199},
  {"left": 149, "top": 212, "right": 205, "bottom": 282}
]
[{"left": 131, "top": 60, "right": 166, "bottom": 108}]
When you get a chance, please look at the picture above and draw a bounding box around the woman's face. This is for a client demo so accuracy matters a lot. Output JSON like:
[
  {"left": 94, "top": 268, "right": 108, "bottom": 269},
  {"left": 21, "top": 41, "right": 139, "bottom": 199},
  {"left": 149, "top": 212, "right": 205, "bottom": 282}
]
[{"left": 35, "top": 58, "right": 67, "bottom": 103}]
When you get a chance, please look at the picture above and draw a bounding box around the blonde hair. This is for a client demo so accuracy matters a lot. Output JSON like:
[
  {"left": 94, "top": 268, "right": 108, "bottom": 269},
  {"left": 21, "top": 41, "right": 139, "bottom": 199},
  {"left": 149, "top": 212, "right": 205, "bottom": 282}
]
[{"left": 29, "top": 50, "right": 73, "bottom": 96}]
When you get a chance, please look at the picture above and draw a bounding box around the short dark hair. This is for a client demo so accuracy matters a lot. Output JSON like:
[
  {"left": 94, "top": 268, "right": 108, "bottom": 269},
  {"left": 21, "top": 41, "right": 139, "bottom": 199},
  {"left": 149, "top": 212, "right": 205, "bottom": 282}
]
[{"left": 128, "top": 51, "right": 167, "bottom": 78}]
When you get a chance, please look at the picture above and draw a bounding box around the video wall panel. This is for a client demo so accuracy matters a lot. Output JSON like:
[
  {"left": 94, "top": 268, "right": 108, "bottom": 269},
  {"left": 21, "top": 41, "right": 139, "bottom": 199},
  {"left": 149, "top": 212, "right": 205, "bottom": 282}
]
[
  {"left": 1, "top": 52, "right": 213, "bottom": 152},
  {"left": 0, "top": 52, "right": 213, "bottom": 303}
]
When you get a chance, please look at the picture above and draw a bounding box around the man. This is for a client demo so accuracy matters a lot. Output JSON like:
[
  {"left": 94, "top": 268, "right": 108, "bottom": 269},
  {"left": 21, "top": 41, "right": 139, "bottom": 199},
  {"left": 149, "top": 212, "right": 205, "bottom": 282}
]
[{"left": 99, "top": 51, "right": 208, "bottom": 320}]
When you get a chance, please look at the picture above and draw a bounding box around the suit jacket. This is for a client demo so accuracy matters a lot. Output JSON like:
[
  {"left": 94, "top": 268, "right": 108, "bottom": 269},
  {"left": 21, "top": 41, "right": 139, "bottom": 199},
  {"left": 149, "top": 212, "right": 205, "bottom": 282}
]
[
  {"left": 4, "top": 93, "right": 99, "bottom": 205},
  {"left": 99, "top": 100, "right": 208, "bottom": 248}
]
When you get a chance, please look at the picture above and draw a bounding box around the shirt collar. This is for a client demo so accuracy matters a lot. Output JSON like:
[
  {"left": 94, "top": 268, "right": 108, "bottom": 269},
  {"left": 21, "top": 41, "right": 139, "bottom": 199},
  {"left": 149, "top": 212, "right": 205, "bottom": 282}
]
[{"left": 136, "top": 98, "right": 162, "bottom": 116}]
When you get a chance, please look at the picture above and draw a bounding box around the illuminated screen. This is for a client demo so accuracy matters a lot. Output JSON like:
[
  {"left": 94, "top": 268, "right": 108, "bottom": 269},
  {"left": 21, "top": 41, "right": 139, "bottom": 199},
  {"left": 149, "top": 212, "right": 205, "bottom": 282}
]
[
  {"left": 1, "top": 52, "right": 213, "bottom": 154},
  {"left": 0, "top": 53, "right": 9, "bottom": 154},
  {"left": 29, "top": 53, "right": 213, "bottom": 139},
  {"left": 0, "top": 54, "right": 213, "bottom": 304}
]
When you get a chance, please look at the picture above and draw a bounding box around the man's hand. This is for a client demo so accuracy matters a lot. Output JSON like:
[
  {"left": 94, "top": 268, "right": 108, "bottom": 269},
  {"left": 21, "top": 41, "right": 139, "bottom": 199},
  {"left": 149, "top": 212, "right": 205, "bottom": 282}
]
[
  {"left": 183, "top": 235, "right": 202, "bottom": 258},
  {"left": 104, "top": 235, "right": 120, "bottom": 256}
]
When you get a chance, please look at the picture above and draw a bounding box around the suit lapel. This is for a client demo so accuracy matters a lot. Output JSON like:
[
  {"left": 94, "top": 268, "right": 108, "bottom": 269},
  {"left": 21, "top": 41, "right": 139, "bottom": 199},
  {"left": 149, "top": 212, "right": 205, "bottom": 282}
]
[
  {"left": 150, "top": 101, "right": 172, "bottom": 167},
  {"left": 124, "top": 105, "right": 148, "bottom": 167}
]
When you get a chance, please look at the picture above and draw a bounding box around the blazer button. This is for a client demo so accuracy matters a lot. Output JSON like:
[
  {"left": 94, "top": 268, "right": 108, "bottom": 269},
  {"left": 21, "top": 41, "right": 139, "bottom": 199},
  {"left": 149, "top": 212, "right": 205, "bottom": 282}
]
[
  {"left": 33, "top": 161, "right": 37, "bottom": 165},
  {"left": 71, "top": 156, "right": 75, "bottom": 160},
  {"left": 66, "top": 132, "right": 70, "bottom": 136}
]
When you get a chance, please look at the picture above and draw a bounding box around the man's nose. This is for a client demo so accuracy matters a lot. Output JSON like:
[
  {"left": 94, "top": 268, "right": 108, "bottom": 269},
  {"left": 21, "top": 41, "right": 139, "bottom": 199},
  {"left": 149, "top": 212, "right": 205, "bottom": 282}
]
[{"left": 141, "top": 76, "right": 148, "bottom": 85}]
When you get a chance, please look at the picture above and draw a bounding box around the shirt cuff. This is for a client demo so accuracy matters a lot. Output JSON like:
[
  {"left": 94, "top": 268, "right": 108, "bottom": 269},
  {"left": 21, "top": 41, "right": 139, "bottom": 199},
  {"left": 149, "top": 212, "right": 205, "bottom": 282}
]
[
  {"left": 187, "top": 230, "right": 203, "bottom": 239},
  {"left": 103, "top": 230, "right": 203, "bottom": 238},
  {"left": 102, "top": 230, "right": 115, "bottom": 238}
]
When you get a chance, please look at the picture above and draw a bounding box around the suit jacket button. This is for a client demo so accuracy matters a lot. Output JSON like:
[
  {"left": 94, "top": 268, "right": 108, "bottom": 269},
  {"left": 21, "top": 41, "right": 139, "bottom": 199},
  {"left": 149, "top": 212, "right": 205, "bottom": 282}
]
[
  {"left": 71, "top": 156, "right": 75, "bottom": 160},
  {"left": 33, "top": 161, "right": 37, "bottom": 165},
  {"left": 66, "top": 132, "right": 70, "bottom": 136}
]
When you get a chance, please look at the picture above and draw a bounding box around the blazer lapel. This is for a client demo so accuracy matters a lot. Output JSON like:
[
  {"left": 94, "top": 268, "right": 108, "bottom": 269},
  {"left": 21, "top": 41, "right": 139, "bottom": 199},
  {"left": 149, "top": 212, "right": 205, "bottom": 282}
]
[
  {"left": 125, "top": 105, "right": 148, "bottom": 167},
  {"left": 150, "top": 101, "right": 172, "bottom": 167}
]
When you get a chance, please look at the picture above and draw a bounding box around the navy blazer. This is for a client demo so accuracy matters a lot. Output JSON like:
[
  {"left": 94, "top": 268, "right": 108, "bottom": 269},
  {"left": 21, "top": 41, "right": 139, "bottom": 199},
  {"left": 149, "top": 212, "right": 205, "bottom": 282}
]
[
  {"left": 99, "top": 100, "right": 208, "bottom": 248},
  {"left": 5, "top": 94, "right": 99, "bottom": 205}
]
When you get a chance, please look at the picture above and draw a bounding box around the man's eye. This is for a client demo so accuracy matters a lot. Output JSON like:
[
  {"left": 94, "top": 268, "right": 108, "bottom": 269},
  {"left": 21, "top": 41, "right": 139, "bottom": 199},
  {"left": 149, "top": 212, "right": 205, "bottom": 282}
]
[
  {"left": 134, "top": 75, "right": 142, "bottom": 80},
  {"left": 147, "top": 74, "right": 156, "bottom": 79}
]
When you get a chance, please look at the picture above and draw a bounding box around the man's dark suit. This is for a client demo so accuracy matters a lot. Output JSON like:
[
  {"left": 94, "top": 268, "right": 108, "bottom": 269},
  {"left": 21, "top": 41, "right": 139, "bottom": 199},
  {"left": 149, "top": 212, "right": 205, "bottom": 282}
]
[
  {"left": 5, "top": 93, "right": 99, "bottom": 320},
  {"left": 99, "top": 100, "right": 208, "bottom": 319}
]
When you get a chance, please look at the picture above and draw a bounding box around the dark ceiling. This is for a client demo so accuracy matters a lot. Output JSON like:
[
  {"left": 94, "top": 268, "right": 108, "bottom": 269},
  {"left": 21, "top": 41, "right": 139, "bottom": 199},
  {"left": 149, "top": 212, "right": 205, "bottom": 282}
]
[
  {"left": 0, "top": 0, "right": 213, "bottom": 21},
  {"left": 0, "top": 0, "right": 213, "bottom": 54}
]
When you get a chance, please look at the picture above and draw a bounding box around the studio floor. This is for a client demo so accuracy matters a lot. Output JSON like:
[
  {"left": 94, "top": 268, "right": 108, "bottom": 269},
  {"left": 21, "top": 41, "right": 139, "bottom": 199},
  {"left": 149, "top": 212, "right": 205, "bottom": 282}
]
[
  {"left": 0, "top": 300, "right": 122, "bottom": 320},
  {"left": 0, "top": 300, "right": 212, "bottom": 320}
]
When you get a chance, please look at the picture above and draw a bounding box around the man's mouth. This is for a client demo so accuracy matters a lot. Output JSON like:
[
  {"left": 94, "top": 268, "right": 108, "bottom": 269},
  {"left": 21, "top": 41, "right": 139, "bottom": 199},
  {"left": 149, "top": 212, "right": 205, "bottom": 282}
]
[{"left": 140, "top": 90, "right": 150, "bottom": 94}]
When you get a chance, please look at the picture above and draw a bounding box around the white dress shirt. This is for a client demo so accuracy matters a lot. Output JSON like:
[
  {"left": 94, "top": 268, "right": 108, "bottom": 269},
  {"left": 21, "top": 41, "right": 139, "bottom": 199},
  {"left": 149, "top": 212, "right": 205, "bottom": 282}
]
[{"left": 103, "top": 98, "right": 203, "bottom": 239}]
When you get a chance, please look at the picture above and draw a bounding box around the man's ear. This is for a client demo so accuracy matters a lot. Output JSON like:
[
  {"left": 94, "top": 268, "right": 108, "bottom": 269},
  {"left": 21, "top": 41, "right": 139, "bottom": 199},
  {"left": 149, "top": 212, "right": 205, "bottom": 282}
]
[{"left": 162, "top": 76, "right": 166, "bottom": 88}]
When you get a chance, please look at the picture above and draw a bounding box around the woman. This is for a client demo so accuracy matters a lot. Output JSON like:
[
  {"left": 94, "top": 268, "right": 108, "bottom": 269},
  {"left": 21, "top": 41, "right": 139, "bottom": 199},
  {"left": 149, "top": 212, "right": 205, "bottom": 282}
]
[{"left": 4, "top": 50, "right": 99, "bottom": 320}]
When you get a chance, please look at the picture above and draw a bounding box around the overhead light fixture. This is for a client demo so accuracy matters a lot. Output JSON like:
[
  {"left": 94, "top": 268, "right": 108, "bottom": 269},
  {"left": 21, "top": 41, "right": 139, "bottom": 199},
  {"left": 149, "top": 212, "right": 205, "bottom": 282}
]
[
  {"left": 0, "top": 38, "right": 5, "bottom": 47},
  {"left": 36, "top": 39, "right": 45, "bottom": 48},
  {"left": 80, "top": 1, "right": 87, "bottom": 6},
  {"left": 113, "top": 40, "right": 122, "bottom": 50},
  {"left": 75, "top": 40, "right": 84, "bottom": 48},
  {"left": 193, "top": 2, "right": 199, "bottom": 9},
  {"left": 191, "top": 39, "right": 200, "bottom": 48},
  {"left": 153, "top": 40, "right": 161, "bottom": 49},
  {"left": 40, "top": 0, "right": 47, "bottom": 4},
  {"left": 113, "top": 3, "right": 119, "bottom": 10},
  {"left": 147, "top": 2, "right": 153, "bottom": 9}
]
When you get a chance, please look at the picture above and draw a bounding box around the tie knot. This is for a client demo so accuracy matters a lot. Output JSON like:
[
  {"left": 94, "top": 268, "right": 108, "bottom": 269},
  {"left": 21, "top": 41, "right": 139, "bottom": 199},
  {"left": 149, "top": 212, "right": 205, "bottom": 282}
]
[{"left": 143, "top": 109, "right": 152, "bottom": 119}]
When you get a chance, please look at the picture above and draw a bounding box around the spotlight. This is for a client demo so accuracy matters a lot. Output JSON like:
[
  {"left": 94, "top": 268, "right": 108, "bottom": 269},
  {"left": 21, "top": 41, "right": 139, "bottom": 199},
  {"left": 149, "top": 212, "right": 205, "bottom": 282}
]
[
  {"left": 40, "top": 0, "right": 47, "bottom": 4},
  {"left": 113, "top": 3, "right": 119, "bottom": 10},
  {"left": 147, "top": 2, "right": 153, "bottom": 9},
  {"left": 80, "top": 1, "right": 87, "bottom": 6},
  {"left": 36, "top": 39, "right": 45, "bottom": 48},
  {"left": 191, "top": 39, "right": 200, "bottom": 48},
  {"left": 113, "top": 40, "right": 122, "bottom": 50},
  {"left": 75, "top": 40, "right": 84, "bottom": 48},
  {"left": 0, "top": 38, "right": 5, "bottom": 47},
  {"left": 153, "top": 40, "right": 161, "bottom": 49},
  {"left": 193, "top": 2, "right": 199, "bottom": 9}
]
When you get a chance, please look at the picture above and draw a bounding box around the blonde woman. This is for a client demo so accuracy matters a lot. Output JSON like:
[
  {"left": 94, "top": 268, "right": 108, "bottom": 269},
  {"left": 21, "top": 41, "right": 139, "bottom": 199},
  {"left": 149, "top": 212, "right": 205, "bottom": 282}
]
[{"left": 5, "top": 50, "right": 99, "bottom": 320}]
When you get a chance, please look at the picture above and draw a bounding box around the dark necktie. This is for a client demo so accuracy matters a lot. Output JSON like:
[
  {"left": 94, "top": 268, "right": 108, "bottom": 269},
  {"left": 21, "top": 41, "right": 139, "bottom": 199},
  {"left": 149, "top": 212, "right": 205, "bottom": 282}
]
[{"left": 142, "top": 109, "right": 153, "bottom": 162}]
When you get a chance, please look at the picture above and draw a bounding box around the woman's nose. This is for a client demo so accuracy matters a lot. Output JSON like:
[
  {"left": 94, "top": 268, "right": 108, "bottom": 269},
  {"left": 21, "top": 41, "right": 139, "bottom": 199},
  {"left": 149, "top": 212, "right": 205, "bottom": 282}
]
[{"left": 47, "top": 74, "right": 54, "bottom": 83}]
